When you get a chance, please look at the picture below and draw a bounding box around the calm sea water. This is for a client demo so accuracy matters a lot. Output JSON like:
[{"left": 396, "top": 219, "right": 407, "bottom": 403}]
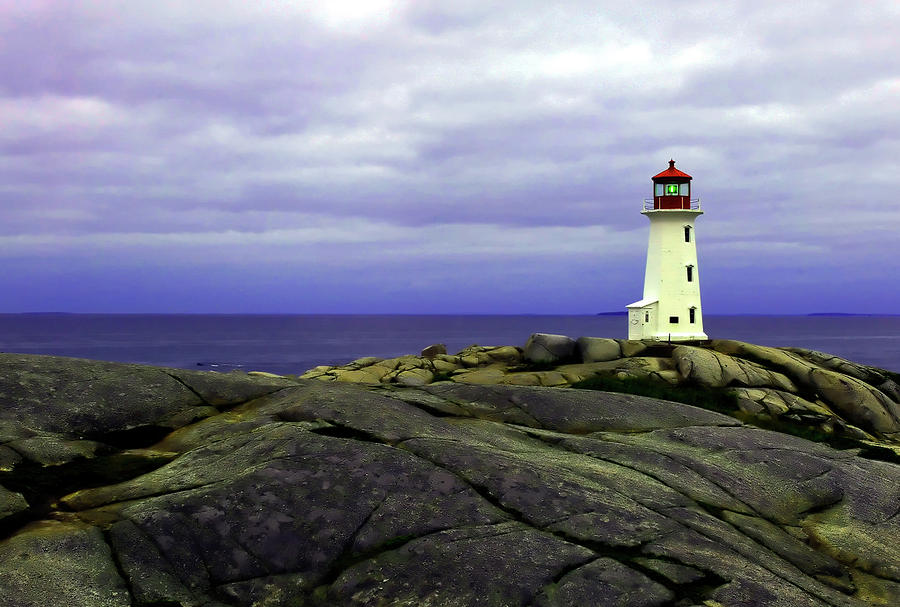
[{"left": 0, "top": 314, "right": 898, "bottom": 375}]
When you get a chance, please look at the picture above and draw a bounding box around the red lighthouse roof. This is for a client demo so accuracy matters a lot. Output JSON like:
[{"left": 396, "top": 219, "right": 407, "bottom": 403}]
[{"left": 652, "top": 159, "right": 692, "bottom": 180}]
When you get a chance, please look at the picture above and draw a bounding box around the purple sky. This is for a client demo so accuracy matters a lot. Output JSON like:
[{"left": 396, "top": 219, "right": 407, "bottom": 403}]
[{"left": 2, "top": 1, "right": 899, "bottom": 314}]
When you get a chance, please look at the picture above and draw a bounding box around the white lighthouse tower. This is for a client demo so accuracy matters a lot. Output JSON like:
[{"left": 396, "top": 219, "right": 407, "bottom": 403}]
[{"left": 627, "top": 160, "right": 708, "bottom": 341}]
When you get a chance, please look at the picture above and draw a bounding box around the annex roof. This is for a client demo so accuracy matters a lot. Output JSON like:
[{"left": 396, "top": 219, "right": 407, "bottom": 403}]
[
  {"left": 652, "top": 160, "right": 692, "bottom": 180},
  {"left": 626, "top": 299, "right": 658, "bottom": 308}
]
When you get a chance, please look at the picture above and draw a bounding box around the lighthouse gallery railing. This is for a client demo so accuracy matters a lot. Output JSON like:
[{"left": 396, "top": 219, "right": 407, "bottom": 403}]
[{"left": 642, "top": 198, "right": 701, "bottom": 211}]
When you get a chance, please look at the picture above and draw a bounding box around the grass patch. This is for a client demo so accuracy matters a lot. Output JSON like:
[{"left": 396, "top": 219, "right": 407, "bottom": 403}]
[
  {"left": 748, "top": 417, "right": 900, "bottom": 463},
  {"left": 431, "top": 371, "right": 455, "bottom": 383},
  {"left": 570, "top": 374, "right": 737, "bottom": 415},
  {"left": 510, "top": 356, "right": 580, "bottom": 373},
  {"left": 883, "top": 369, "right": 900, "bottom": 384}
]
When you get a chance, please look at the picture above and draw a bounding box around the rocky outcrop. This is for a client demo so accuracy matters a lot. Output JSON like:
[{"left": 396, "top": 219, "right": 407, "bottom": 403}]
[
  {"left": 0, "top": 354, "right": 898, "bottom": 606},
  {"left": 709, "top": 340, "right": 900, "bottom": 438},
  {"left": 807, "top": 368, "right": 900, "bottom": 435},
  {"left": 301, "top": 345, "right": 525, "bottom": 384},
  {"left": 729, "top": 386, "right": 872, "bottom": 435},
  {"left": 0, "top": 353, "right": 298, "bottom": 526},
  {"left": 301, "top": 336, "right": 900, "bottom": 448},
  {"left": 0, "top": 353, "right": 295, "bottom": 441},
  {"left": 672, "top": 345, "right": 797, "bottom": 391}
]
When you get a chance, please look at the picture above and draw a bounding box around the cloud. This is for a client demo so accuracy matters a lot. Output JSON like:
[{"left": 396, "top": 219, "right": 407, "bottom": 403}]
[{"left": 0, "top": 0, "right": 898, "bottom": 312}]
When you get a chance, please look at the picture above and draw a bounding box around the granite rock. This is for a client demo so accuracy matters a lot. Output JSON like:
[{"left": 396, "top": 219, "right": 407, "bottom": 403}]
[
  {"left": 524, "top": 333, "right": 577, "bottom": 364},
  {"left": 420, "top": 343, "right": 447, "bottom": 358},
  {"left": 576, "top": 336, "right": 622, "bottom": 362},
  {"left": 0, "top": 521, "right": 131, "bottom": 607},
  {"left": 673, "top": 345, "right": 797, "bottom": 391},
  {"left": 1, "top": 353, "right": 897, "bottom": 606}
]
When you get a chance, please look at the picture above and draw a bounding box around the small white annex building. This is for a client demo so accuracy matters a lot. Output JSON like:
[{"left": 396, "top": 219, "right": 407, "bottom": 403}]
[{"left": 627, "top": 160, "right": 708, "bottom": 341}]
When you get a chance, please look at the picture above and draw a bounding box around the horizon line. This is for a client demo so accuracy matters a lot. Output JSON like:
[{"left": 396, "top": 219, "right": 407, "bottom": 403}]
[{"left": 3, "top": 312, "right": 898, "bottom": 317}]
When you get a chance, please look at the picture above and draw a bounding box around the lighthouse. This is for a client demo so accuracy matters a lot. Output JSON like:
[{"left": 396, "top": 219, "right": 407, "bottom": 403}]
[{"left": 626, "top": 160, "right": 708, "bottom": 341}]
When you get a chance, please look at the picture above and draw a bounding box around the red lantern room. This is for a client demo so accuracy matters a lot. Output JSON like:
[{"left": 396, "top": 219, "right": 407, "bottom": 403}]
[{"left": 651, "top": 159, "right": 693, "bottom": 210}]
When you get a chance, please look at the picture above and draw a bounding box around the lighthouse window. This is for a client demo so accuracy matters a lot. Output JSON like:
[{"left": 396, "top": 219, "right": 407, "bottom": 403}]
[
  {"left": 645, "top": 312, "right": 649, "bottom": 322},
  {"left": 655, "top": 183, "right": 664, "bottom": 196},
  {"left": 686, "top": 265, "right": 694, "bottom": 282},
  {"left": 665, "top": 184, "right": 679, "bottom": 195},
  {"left": 669, "top": 316, "right": 679, "bottom": 324},
  {"left": 690, "top": 308, "right": 696, "bottom": 323},
  {"left": 684, "top": 226, "right": 691, "bottom": 242},
  {"left": 679, "top": 183, "right": 690, "bottom": 196}
]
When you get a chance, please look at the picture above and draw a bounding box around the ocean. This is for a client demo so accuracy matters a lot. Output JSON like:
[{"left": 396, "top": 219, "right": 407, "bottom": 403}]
[{"left": 0, "top": 314, "right": 898, "bottom": 375}]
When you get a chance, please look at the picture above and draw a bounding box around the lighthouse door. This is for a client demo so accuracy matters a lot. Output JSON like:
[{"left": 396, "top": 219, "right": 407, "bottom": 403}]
[{"left": 642, "top": 307, "right": 655, "bottom": 339}]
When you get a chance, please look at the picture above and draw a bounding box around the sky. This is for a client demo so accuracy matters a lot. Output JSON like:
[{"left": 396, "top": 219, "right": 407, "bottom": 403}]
[{"left": 1, "top": 0, "right": 898, "bottom": 314}]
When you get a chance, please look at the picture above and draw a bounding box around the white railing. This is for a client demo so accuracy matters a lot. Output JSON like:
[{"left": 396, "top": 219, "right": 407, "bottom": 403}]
[{"left": 642, "top": 198, "right": 702, "bottom": 211}]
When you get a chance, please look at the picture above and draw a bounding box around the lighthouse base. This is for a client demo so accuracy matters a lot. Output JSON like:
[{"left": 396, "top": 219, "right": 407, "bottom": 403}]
[
  {"left": 643, "top": 331, "right": 709, "bottom": 343},
  {"left": 627, "top": 300, "right": 707, "bottom": 342}
]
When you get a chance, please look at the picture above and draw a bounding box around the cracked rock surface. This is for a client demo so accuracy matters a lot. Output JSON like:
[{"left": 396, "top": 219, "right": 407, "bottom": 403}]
[{"left": 1, "top": 354, "right": 899, "bottom": 606}]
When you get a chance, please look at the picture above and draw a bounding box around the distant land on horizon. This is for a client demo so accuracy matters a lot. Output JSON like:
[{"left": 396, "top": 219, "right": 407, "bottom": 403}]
[{"left": 806, "top": 312, "right": 900, "bottom": 317}]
